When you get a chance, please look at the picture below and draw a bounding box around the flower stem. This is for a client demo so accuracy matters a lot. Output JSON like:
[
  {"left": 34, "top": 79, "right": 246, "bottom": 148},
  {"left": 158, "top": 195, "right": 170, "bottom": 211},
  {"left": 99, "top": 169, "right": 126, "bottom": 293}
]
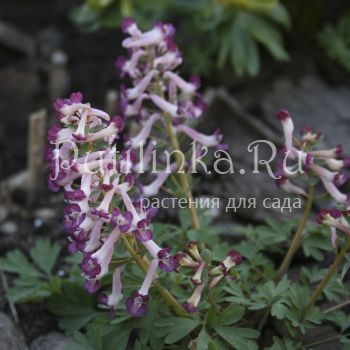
[
  {"left": 165, "top": 120, "right": 201, "bottom": 230},
  {"left": 154, "top": 74, "right": 201, "bottom": 231},
  {"left": 275, "top": 186, "right": 314, "bottom": 282},
  {"left": 122, "top": 235, "right": 188, "bottom": 317},
  {"left": 302, "top": 237, "right": 350, "bottom": 320}
]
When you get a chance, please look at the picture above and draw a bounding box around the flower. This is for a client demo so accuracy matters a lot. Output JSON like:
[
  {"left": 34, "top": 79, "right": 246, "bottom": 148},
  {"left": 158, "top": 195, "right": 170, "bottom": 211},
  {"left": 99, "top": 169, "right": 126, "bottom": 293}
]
[
  {"left": 46, "top": 92, "right": 176, "bottom": 317},
  {"left": 126, "top": 258, "right": 158, "bottom": 317},
  {"left": 275, "top": 110, "right": 350, "bottom": 206},
  {"left": 98, "top": 267, "right": 123, "bottom": 317},
  {"left": 183, "top": 283, "right": 204, "bottom": 313},
  {"left": 118, "top": 19, "right": 223, "bottom": 199}
]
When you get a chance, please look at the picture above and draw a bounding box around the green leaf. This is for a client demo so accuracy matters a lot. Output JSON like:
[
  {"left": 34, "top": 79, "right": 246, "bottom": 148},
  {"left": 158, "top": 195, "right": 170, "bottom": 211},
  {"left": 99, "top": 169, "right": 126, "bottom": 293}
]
[
  {"left": 266, "top": 336, "right": 300, "bottom": 350},
  {"left": 247, "top": 14, "right": 289, "bottom": 61},
  {"left": 30, "top": 239, "right": 61, "bottom": 275},
  {"left": 219, "top": 305, "right": 245, "bottom": 326},
  {"left": 265, "top": 3, "right": 291, "bottom": 29},
  {"left": 59, "top": 314, "right": 96, "bottom": 333},
  {"left": 156, "top": 317, "right": 201, "bottom": 344},
  {"left": 230, "top": 14, "right": 260, "bottom": 76},
  {"left": 215, "top": 327, "right": 259, "bottom": 350},
  {"left": 0, "top": 250, "right": 41, "bottom": 277},
  {"left": 196, "top": 328, "right": 211, "bottom": 350},
  {"left": 8, "top": 281, "right": 51, "bottom": 302},
  {"left": 48, "top": 282, "right": 97, "bottom": 332},
  {"left": 103, "top": 324, "right": 132, "bottom": 350}
]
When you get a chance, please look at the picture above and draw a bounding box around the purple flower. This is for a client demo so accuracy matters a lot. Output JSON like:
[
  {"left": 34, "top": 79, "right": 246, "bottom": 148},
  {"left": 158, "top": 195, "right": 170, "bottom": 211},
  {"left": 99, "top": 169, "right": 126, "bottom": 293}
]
[
  {"left": 84, "top": 279, "right": 101, "bottom": 294},
  {"left": 64, "top": 189, "right": 86, "bottom": 201},
  {"left": 183, "top": 283, "right": 204, "bottom": 314},
  {"left": 97, "top": 267, "right": 123, "bottom": 316},
  {"left": 63, "top": 204, "right": 85, "bottom": 234},
  {"left": 126, "top": 258, "right": 158, "bottom": 317},
  {"left": 317, "top": 208, "right": 350, "bottom": 236},
  {"left": 276, "top": 109, "right": 294, "bottom": 154},
  {"left": 334, "top": 172, "right": 349, "bottom": 187},
  {"left": 126, "top": 291, "right": 149, "bottom": 317},
  {"left": 121, "top": 18, "right": 140, "bottom": 36},
  {"left": 191, "top": 261, "right": 205, "bottom": 285},
  {"left": 80, "top": 253, "right": 102, "bottom": 278},
  {"left": 157, "top": 248, "right": 176, "bottom": 272},
  {"left": 110, "top": 209, "right": 133, "bottom": 233},
  {"left": 174, "top": 252, "right": 199, "bottom": 270},
  {"left": 186, "top": 241, "right": 202, "bottom": 261},
  {"left": 80, "top": 231, "right": 121, "bottom": 279},
  {"left": 133, "top": 219, "right": 153, "bottom": 242},
  {"left": 47, "top": 125, "right": 61, "bottom": 143},
  {"left": 176, "top": 125, "right": 223, "bottom": 147}
]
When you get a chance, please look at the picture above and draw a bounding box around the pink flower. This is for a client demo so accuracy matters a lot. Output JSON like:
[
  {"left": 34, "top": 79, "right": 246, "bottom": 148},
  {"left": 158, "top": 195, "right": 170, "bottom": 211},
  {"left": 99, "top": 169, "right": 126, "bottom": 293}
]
[
  {"left": 183, "top": 283, "right": 204, "bottom": 313},
  {"left": 126, "top": 258, "right": 158, "bottom": 317}
]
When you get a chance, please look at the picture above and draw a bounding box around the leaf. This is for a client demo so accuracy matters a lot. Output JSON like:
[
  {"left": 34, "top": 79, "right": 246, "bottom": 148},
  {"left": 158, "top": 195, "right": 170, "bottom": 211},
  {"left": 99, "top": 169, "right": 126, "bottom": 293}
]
[
  {"left": 271, "top": 300, "right": 289, "bottom": 320},
  {"left": 302, "top": 229, "right": 333, "bottom": 261},
  {"left": 219, "top": 305, "right": 245, "bottom": 326},
  {"left": 265, "top": 336, "right": 300, "bottom": 350},
  {"left": 265, "top": 3, "right": 291, "bottom": 29},
  {"left": 156, "top": 317, "right": 201, "bottom": 344},
  {"left": 247, "top": 14, "right": 289, "bottom": 61},
  {"left": 215, "top": 327, "right": 259, "bottom": 350},
  {"left": 8, "top": 281, "right": 51, "bottom": 302},
  {"left": 67, "top": 332, "right": 96, "bottom": 350},
  {"left": 48, "top": 282, "right": 97, "bottom": 332},
  {"left": 59, "top": 314, "right": 96, "bottom": 333},
  {"left": 230, "top": 14, "right": 260, "bottom": 76},
  {"left": 196, "top": 328, "right": 211, "bottom": 350},
  {"left": 218, "top": 33, "right": 231, "bottom": 69},
  {"left": 30, "top": 239, "right": 61, "bottom": 275},
  {"left": 327, "top": 311, "right": 350, "bottom": 333},
  {"left": 0, "top": 250, "right": 41, "bottom": 277},
  {"left": 103, "top": 324, "right": 132, "bottom": 350}
]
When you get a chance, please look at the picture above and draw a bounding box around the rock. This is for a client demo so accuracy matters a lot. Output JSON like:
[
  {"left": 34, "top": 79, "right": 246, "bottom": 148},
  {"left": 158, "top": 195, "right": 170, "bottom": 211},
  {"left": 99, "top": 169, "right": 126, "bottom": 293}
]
[
  {"left": 0, "top": 205, "right": 8, "bottom": 221},
  {"left": 30, "top": 332, "right": 70, "bottom": 350},
  {"left": 34, "top": 208, "right": 56, "bottom": 222},
  {"left": 0, "top": 312, "right": 27, "bottom": 350},
  {"left": 200, "top": 88, "right": 301, "bottom": 222},
  {"left": 0, "top": 221, "right": 18, "bottom": 235},
  {"left": 300, "top": 325, "right": 341, "bottom": 350},
  {"left": 1, "top": 171, "right": 29, "bottom": 191},
  {"left": 262, "top": 75, "right": 350, "bottom": 149}
]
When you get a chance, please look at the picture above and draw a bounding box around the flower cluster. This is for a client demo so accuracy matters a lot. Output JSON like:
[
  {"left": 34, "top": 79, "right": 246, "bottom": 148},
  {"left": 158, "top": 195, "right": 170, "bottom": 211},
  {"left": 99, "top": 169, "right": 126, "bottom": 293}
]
[
  {"left": 275, "top": 109, "right": 350, "bottom": 247},
  {"left": 116, "top": 19, "right": 225, "bottom": 197},
  {"left": 275, "top": 109, "right": 350, "bottom": 205},
  {"left": 175, "top": 241, "right": 242, "bottom": 313},
  {"left": 46, "top": 93, "right": 176, "bottom": 317}
]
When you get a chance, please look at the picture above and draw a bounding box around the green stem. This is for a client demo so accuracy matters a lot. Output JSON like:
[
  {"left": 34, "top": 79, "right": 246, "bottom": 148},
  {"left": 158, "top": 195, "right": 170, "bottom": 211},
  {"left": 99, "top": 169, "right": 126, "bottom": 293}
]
[
  {"left": 165, "top": 119, "right": 201, "bottom": 231},
  {"left": 122, "top": 235, "right": 188, "bottom": 317},
  {"left": 257, "top": 305, "right": 271, "bottom": 332},
  {"left": 275, "top": 186, "right": 314, "bottom": 282},
  {"left": 154, "top": 73, "right": 201, "bottom": 232},
  {"left": 302, "top": 237, "right": 350, "bottom": 320}
]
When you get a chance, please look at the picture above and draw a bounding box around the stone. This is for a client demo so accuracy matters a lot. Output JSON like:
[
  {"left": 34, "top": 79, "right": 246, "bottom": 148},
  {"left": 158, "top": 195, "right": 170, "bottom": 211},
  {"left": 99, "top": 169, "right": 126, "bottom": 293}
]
[
  {"left": 30, "top": 332, "right": 70, "bottom": 350},
  {"left": 34, "top": 208, "right": 56, "bottom": 222},
  {"left": 261, "top": 75, "right": 350, "bottom": 150},
  {"left": 0, "top": 312, "right": 27, "bottom": 350},
  {"left": 199, "top": 88, "right": 301, "bottom": 222},
  {"left": 0, "top": 221, "right": 18, "bottom": 235}
]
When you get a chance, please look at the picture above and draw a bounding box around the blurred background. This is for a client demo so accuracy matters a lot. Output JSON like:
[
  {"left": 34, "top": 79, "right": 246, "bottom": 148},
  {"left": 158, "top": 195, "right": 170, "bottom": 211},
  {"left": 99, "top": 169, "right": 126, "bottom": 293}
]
[
  {"left": 1, "top": 0, "right": 350, "bottom": 234},
  {"left": 1, "top": 0, "right": 350, "bottom": 346},
  {"left": 1, "top": 0, "right": 350, "bottom": 247},
  {"left": 0, "top": 0, "right": 350, "bottom": 180}
]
